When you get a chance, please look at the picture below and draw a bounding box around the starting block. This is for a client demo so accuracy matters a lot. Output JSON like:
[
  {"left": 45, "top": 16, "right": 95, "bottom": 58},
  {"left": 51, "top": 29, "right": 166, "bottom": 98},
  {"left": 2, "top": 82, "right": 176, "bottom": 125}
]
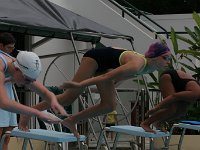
[
  {"left": 97, "top": 125, "right": 169, "bottom": 150},
  {"left": 0, "top": 127, "right": 86, "bottom": 150},
  {"left": 167, "top": 120, "right": 200, "bottom": 150},
  {"left": 110, "top": 125, "right": 169, "bottom": 150}
]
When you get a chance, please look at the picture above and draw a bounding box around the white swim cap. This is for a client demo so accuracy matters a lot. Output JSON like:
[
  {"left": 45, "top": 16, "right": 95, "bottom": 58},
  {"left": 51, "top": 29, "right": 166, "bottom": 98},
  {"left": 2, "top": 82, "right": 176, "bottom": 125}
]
[{"left": 14, "top": 51, "right": 42, "bottom": 80}]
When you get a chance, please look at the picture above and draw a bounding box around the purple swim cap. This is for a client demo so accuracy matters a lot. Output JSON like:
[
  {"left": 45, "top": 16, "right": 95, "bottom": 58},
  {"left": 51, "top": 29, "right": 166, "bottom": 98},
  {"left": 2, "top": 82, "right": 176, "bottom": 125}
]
[{"left": 145, "top": 42, "right": 170, "bottom": 58}]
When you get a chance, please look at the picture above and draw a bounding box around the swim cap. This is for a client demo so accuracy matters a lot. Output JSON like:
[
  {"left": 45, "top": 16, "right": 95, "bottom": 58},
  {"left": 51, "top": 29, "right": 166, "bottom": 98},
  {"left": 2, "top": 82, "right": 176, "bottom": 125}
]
[
  {"left": 145, "top": 42, "right": 170, "bottom": 58},
  {"left": 14, "top": 51, "right": 42, "bottom": 80}
]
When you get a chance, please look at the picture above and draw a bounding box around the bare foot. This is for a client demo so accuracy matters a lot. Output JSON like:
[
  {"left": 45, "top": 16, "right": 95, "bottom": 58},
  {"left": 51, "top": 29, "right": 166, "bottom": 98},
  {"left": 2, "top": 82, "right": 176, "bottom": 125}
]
[
  {"left": 61, "top": 117, "right": 80, "bottom": 139},
  {"left": 18, "top": 115, "right": 31, "bottom": 132},
  {"left": 140, "top": 122, "right": 156, "bottom": 133}
]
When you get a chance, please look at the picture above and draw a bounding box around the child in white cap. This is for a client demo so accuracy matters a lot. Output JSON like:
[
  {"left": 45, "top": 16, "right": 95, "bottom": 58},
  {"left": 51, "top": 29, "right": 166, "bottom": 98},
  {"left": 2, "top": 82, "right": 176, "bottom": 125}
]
[{"left": 0, "top": 50, "right": 67, "bottom": 132}]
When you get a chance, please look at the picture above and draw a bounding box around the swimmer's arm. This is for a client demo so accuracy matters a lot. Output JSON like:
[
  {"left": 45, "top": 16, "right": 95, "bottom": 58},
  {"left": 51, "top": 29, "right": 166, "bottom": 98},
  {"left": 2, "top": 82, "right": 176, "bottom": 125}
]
[
  {"left": 155, "top": 90, "right": 199, "bottom": 109},
  {"left": 79, "top": 61, "right": 143, "bottom": 87}
]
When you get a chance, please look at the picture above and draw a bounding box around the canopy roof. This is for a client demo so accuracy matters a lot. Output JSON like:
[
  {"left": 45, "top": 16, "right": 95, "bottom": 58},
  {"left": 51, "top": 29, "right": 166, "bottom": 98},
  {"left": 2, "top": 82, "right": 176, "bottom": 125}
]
[{"left": 0, "top": 0, "right": 133, "bottom": 42}]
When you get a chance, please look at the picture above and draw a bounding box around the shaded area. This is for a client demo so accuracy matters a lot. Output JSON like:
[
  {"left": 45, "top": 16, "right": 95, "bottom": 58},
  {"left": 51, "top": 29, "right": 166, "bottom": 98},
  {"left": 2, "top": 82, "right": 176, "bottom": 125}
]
[{"left": 116, "top": 0, "right": 200, "bottom": 15}]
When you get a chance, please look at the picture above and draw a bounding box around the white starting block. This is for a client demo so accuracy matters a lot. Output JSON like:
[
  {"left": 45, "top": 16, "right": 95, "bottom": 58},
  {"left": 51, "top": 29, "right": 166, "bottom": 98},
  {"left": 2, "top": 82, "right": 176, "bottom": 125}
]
[
  {"left": 167, "top": 120, "right": 200, "bottom": 150},
  {"left": 0, "top": 127, "right": 86, "bottom": 150},
  {"left": 97, "top": 125, "right": 170, "bottom": 150},
  {"left": 110, "top": 125, "right": 170, "bottom": 150}
]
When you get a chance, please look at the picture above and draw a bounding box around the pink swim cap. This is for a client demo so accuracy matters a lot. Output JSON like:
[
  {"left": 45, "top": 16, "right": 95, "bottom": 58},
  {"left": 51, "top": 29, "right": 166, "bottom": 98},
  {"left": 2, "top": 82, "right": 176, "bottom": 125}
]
[{"left": 145, "top": 42, "right": 170, "bottom": 58}]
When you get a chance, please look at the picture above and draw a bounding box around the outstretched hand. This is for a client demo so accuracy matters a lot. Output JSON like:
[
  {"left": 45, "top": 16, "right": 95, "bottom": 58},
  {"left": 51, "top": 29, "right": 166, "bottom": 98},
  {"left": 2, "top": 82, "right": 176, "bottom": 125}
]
[
  {"left": 18, "top": 112, "right": 62, "bottom": 131},
  {"left": 38, "top": 111, "right": 62, "bottom": 124},
  {"left": 60, "top": 81, "right": 81, "bottom": 89},
  {"left": 50, "top": 100, "right": 69, "bottom": 117}
]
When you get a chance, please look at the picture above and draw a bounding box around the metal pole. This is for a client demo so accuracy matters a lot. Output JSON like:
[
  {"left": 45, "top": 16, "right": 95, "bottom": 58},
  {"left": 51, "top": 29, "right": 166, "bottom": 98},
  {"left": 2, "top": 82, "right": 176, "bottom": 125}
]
[{"left": 140, "top": 89, "right": 145, "bottom": 150}]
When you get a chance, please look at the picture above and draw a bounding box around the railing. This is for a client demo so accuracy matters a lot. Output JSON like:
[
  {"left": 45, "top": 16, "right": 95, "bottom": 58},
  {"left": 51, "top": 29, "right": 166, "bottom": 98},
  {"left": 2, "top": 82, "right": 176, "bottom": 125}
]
[
  {"left": 106, "top": 0, "right": 188, "bottom": 39},
  {"left": 107, "top": 0, "right": 169, "bottom": 38}
]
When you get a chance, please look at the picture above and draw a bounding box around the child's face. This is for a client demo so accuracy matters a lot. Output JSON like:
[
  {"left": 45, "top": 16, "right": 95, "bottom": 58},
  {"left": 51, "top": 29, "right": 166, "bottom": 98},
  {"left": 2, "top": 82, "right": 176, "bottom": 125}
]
[
  {"left": 13, "top": 68, "right": 35, "bottom": 86},
  {"left": 156, "top": 52, "right": 172, "bottom": 70},
  {"left": 0, "top": 43, "right": 15, "bottom": 54}
]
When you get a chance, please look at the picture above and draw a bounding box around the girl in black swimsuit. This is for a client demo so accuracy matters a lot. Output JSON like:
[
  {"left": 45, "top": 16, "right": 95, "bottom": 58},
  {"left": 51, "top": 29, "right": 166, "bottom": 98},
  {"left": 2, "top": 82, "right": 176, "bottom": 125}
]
[
  {"left": 20, "top": 42, "right": 172, "bottom": 138},
  {"left": 141, "top": 69, "right": 200, "bottom": 133}
]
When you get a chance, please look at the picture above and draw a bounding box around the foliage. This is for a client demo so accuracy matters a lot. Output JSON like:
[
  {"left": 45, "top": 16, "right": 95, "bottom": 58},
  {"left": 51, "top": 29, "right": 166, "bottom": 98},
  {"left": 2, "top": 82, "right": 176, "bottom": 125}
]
[
  {"left": 167, "top": 12, "right": 200, "bottom": 134},
  {"left": 145, "top": 12, "right": 200, "bottom": 88},
  {"left": 167, "top": 102, "right": 200, "bottom": 135},
  {"left": 170, "top": 12, "right": 200, "bottom": 79},
  {"left": 133, "top": 12, "right": 200, "bottom": 134}
]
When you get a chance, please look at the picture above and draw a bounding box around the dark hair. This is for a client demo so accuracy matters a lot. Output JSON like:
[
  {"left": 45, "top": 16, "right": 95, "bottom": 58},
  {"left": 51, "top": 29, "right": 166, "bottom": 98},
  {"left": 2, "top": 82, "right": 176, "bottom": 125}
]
[{"left": 0, "top": 32, "right": 16, "bottom": 45}]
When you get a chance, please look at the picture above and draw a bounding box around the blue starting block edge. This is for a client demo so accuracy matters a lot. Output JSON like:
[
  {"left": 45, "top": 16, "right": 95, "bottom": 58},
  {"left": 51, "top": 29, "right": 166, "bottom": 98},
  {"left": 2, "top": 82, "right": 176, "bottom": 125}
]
[
  {"left": 11, "top": 127, "right": 86, "bottom": 143},
  {"left": 110, "top": 125, "right": 169, "bottom": 138},
  {"left": 167, "top": 121, "right": 200, "bottom": 150},
  {"left": 180, "top": 120, "right": 200, "bottom": 125},
  {"left": 176, "top": 123, "right": 200, "bottom": 131}
]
